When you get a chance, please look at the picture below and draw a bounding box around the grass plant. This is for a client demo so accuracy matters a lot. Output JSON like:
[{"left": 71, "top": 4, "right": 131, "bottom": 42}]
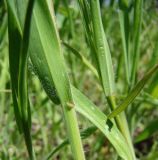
[{"left": 0, "top": 0, "right": 158, "bottom": 159}]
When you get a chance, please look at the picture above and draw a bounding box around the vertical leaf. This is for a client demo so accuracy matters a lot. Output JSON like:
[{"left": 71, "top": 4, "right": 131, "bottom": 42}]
[
  {"left": 119, "top": 9, "right": 130, "bottom": 84},
  {"left": 90, "top": 0, "right": 115, "bottom": 97},
  {"left": 7, "top": 0, "right": 22, "bottom": 132},
  {"left": 130, "top": 0, "right": 143, "bottom": 86},
  {"left": 15, "top": 0, "right": 60, "bottom": 104},
  {"left": 7, "top": 0, "right": 35, "bottom": 159}
]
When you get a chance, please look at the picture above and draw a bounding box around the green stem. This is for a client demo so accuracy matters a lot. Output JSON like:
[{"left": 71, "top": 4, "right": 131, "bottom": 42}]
[{"left": 62, "top": 104, "right": 85, "bottom": 160}]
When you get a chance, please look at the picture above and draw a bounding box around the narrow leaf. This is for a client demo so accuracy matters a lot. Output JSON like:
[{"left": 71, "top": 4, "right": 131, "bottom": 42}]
[
  {"left": 118, "top": 9, "right": 130, "bottom": 84},
  {"left": 90, "top": 0, "right": 115, "bottom": 96},
  {"left": 18, "top": 0, "right": 35, "bottom": 159},
  {"left": 7, "top": 0, "right": 22, "bottom": 132},
  {"left": 130, "top": 0, "right": 143, "bottom": 86},
  {"left": 108, "top": 64, "right": 158, "bottom": 119},
  {"left": 7, "top": 0, "right": 35, "bottom": 159},
  {"left": 63, "top": 42, "right": 98, "bottom": 78}
]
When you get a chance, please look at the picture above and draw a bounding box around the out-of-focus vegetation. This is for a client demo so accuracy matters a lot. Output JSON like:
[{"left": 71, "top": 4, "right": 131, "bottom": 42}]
[{"left": 0, "top": 0, "right": 158, "bottom": 159}]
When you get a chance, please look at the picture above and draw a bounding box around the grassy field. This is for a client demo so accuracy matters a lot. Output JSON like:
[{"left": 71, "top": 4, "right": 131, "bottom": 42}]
[{"left": 0, "top": 0, "right": 158, "bottom": 159}]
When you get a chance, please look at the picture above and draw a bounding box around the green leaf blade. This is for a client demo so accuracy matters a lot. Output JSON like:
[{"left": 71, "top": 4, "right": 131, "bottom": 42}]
[
  {"left": 71, "top": 86, "right": 133, "bottom": 160},
  {"left": 108, "top": 64, "right": 158, "bottom": 119},
  {"left": 90, "top": 0, "right": 115, "bottom": 96}
]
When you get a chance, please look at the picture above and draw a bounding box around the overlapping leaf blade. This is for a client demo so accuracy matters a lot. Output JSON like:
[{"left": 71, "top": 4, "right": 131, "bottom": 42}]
[
  {"left": 71, "top": 86, "right": 133, "bottom": 160},
  {"left": 7, "top": 0, "right": 22, "bottom": 132},
  {"left": 44, "top": 86, "right": 134, "bottom": 160},
  {"left": 15, "top": 0, "right": 60, "bottom": 105},
  {"left": 7, "top": 0, "right": 35, "bottom": 159},
  {"left": 13, "top": 0, "right": 135, "bottom": 159},
  {"left": 15, "top": 1, "right": 85, "bottom": 159}
]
